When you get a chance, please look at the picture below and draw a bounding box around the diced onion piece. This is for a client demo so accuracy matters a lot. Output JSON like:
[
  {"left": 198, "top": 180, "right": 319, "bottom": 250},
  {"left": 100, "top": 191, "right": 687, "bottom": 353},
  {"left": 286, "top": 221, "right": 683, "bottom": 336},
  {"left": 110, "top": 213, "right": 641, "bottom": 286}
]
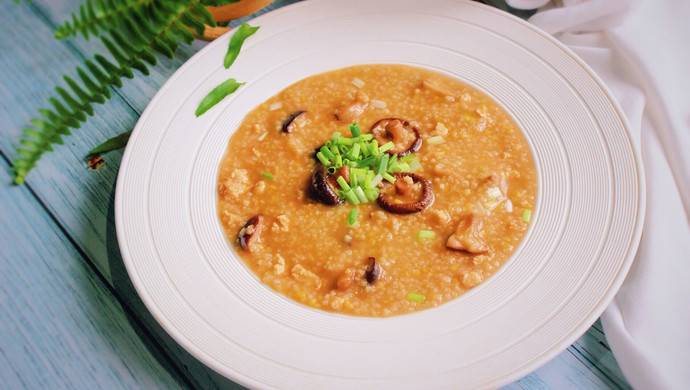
[
  {"left": 505, "top": 199, "right": 513, "bottom": 212},
  {"left": 269, "top": 102, "right": 282, "bottom": 111},
  {"left": 426, "top": 135, "right": 445, "bottom": 145},
  {"left": 487, "top": 187, "right": 502, "bottom": 198},
  {"left": 257, "top": 132, "right": 267, "bottom": 141},
  {"left": 351, "top": 77, "right": 365, "bottom": 88},
  {"left": 370, "top": 99, "right": 387, "bottom": 109}
]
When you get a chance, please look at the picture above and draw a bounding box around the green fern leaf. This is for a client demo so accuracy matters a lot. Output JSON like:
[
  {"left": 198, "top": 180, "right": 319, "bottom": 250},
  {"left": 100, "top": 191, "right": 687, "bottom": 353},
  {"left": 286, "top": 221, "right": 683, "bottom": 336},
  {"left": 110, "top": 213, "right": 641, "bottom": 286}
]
[
  {"left": 10, "top": 0, "right": 260, "bottom": 184},
  {"left": 189, "top": 2, "right": 216, "bottom": 27},
  {"left": 179, "top": 13, "right": 206, "bottom": 36},
  {"left": 13, "top": 0, "right": 215, "bottom": 184},
  {"left": 55, "top": 0, "right": 157, "bottom": 40},
  {"left": 62, "top": 77, "right": 95, "bottom": 116}
]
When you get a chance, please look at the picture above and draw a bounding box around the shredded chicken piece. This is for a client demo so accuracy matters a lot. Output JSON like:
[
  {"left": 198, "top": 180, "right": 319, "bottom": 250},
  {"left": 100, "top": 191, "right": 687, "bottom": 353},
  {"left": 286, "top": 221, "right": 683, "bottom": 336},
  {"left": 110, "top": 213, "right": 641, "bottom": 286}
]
[
  {"left": 219, "top": 169, "right": 250, "bottom": 198},
  {"left": 273, "top": 255, "right": 286, "bottom": 275},
  {"left": 336, "top": 268, "right": 355, "bottom": 291},
  {"left": 253, "top": 180, "right": 266, "bottom": 194},
  {"left": 272, "top": 214, "right": 290, "bottom": 233},
  {"left": 446, "top": 214, "right": 490, "bottom": 254},
  {"left": 462, "top": 271, "right": 484, "bottom": 287},
  {"left": 291, "top": 264, "right": 323, "bottom": 289},
  {"left": 334, "top": 91, "right": 369, "bottom": 123},
  {"left": 421, "top": 78, "right": 457, "bottom": 97},
  {"left": 434, "top": 122, "right": 449, "bottom": 136},
  {"left": 429, "top": 209, "right": 450, "bottom": 226}
]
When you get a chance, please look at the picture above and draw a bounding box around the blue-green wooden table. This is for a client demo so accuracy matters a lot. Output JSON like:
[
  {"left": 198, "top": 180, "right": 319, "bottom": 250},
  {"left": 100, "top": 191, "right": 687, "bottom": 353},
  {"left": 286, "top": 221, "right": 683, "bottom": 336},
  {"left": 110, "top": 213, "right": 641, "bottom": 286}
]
[{"left": 0, "top": 1, "right": 633, "bottom": 388}]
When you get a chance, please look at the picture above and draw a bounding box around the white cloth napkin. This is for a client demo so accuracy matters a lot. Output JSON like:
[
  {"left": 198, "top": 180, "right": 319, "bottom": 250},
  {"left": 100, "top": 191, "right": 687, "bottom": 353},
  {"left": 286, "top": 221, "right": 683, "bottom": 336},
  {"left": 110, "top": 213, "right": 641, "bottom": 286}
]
[{"left": 504, "top": 0, "right": 690, "bottom": 388}]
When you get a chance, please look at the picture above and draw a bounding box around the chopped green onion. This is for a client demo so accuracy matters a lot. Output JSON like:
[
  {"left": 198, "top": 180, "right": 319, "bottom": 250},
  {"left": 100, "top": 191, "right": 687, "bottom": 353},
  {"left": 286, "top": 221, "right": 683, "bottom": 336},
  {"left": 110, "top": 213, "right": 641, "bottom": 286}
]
[
  {"left": 261, "top": 172, "right": 274, "bottom": 181},
  {"left": 364, "top": 187, "right": 379, "bottom": 201},
  {"left": 418, "top": 230, "right": 435, "bottom": 239},
  {"left": 316, "top": 151, "right": 330, "bottom": 166},
  {"left": 396, "top": 162, "right": 410, "bottom": 172},
  {"left": 408, "top": 157, "right": 422, "bottom": 172},
  {"left": 320, "top": 145, "right": 334, "bottom": 160},
  {"left": 314, "top": 123, "right": 424, "bottom": 206},
  {"left": 364, "top": 170, "right": 374, "bottom": 189},
  {"left": 348, "top": 209, "right": 358, "bottom": 226},
  {"left": 359, "top": 141, "right": 371, "bottom": 157},
  {"left": 377, "top": 154, "right": 389, "bottom": 174},
  {"left": 400, "top": 154, "right": 415, "bottom": 163},
  {"left": 370, "top": 139, "right": 379, "bottom": 156},
  {"left": 371, "top": 174, "right": 383, "bottom": 187},
  {"left": 349, "top": 123, "right": 362, "bottom": 137},
  {"left": 407, "top": 293, "right": 425, "bottom": 303},
  {"left": 350, "top": 167, "right": 366, "bottom": 177},
  {"left": 348, "top": 143, "right": 361, "bottom": 159},
  {"left": 378, "top": 141, "right": 395, "bottom": 154},
  {"left": 426, "top": 135, "right": 445, "bottom": 145},
  {"left": 338, "top": 137, "right": 354, "bottom": 146},
  {"left": 358, "top": 155, "right": 377, "bottom": 167},
  {"left": 353, "top": 186, "right": 369, "bottom": 203},
  {"left": 337, "top": 176, "right": 351, "bottom": 191},
  {"left": 382, "top": 172, "right": 396, "bottom": 183},
  {"left": 357, "top": 173, "right": 366, "bottom": 185},
  {"left": 350, "top": 170, "right": 358, "bottom": 187},
  {"left": 343, "top": 189, "right": 360, "bottom": 205},
  {"left": 522, "top": 209, "right": 532, "bottom": 222}
]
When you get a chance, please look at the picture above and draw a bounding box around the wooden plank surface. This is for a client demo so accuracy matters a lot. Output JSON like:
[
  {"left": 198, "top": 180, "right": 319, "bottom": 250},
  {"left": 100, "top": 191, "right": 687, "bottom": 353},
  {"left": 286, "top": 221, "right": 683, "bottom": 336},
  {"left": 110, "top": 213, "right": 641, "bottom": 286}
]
[
  {"left": 0, "top": 162, "right": 187, "bottom": 389},
  {"left": 0, "top": 0, "right": 631, "bottom": 388}
]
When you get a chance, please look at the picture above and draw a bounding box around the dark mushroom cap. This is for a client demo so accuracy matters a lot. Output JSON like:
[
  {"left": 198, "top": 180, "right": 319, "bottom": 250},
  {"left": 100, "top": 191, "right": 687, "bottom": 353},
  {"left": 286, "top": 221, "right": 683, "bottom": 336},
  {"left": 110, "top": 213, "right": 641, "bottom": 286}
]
[
  {"left": 370, "top": 118, "right": 422, "bottom": 157},
  {"left": 238, "top": 215, "right": 264, "bottom": 251},
  {"left": 309, "top": 165, "right": 344, "bottom": 205},
  {"left": 282, "top": 110, "right": 306, "bottom": 133},
  {"left": 365, "top": 257, "right": 382, "bottom": 284},
  {"left": 377, "top": 172, "right": 434, "bottom": 214}
]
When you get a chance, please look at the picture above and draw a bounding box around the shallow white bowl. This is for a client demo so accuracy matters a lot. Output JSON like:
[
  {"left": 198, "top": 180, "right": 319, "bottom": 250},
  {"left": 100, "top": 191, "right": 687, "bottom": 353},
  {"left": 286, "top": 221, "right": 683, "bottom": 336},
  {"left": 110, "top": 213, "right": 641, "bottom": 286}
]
[{"left": 116, "top": 1, "right": 645, "bottom": 388}]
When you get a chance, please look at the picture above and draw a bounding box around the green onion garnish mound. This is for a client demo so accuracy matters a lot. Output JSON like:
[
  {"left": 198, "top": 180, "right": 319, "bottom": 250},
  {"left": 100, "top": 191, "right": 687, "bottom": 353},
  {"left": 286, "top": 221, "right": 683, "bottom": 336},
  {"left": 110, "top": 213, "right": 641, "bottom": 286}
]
[{"left": 315, "top": 123, "right": 422, "bottom": 205}]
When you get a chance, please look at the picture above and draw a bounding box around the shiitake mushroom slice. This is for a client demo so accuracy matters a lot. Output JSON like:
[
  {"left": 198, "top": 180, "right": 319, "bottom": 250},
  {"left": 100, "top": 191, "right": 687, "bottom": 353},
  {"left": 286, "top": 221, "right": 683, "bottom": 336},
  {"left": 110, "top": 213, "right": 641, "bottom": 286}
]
[
  {"left": 370, "top": 118, "right": 422, "bottom": 157},
  {"left": 282, "top": 110, "right": 306, "bottom": 133},
  {"left": 238, "top": 215, "right": 264, "bottom": 252},
  {"left": 309, "top": 165, "right": 344, "bottom": 205},
  {"left": 377, "top": 172, "right": 434, "bottom": 214},
  {"left": 365, "top": 257, "right": 382, "bottom": 284}
]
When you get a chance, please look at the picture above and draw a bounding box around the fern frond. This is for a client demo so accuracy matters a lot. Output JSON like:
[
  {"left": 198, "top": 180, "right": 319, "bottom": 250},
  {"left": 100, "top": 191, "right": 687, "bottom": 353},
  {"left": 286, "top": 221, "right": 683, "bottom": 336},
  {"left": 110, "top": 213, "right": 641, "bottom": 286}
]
[
  {"left": 12, "top": 0, "right": 222, "bottom": 184},
  {"left": 55, "top": 0, "right": 156, "bottom": 40}
]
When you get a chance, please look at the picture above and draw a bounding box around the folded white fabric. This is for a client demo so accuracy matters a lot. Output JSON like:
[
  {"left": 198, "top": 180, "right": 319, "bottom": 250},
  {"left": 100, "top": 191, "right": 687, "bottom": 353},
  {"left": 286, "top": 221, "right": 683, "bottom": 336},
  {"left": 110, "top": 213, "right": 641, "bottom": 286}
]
[{"left": 509, "top": 1, "right": 690, "bottom": 389}]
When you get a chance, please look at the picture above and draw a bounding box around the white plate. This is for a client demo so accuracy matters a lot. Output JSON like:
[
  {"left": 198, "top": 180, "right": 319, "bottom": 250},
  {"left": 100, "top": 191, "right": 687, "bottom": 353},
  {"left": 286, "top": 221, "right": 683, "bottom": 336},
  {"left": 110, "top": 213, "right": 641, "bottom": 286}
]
[{"left": 116, "top": 0, "right": 645, "bottom": 388}]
